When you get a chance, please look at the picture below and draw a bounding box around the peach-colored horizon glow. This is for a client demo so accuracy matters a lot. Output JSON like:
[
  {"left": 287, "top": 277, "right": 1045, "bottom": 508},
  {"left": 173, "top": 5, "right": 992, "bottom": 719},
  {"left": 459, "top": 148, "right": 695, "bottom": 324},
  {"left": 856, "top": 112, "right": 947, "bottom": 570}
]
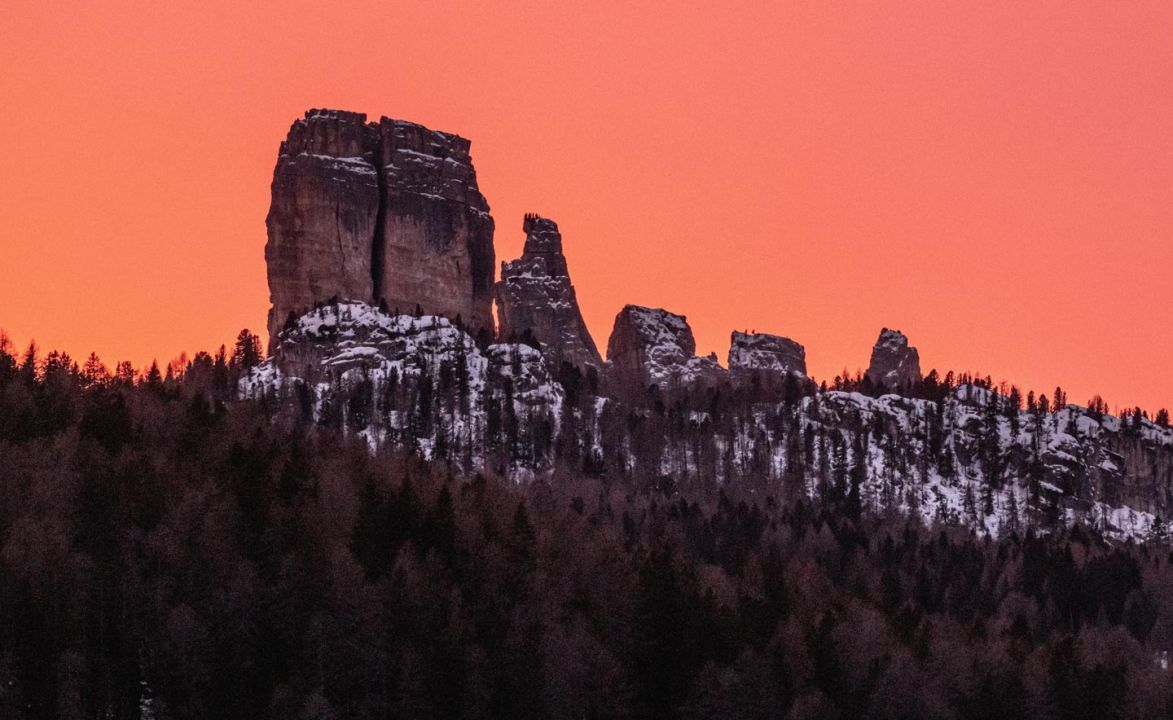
[{"left": 1, "top": 1, "right": 1171, "bottom": 412}]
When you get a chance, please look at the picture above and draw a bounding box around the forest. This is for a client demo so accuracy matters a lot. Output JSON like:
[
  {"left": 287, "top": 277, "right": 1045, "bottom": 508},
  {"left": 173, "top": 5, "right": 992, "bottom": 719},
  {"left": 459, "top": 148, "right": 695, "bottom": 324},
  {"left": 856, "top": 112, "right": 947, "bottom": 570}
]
[{"left": 2, "top": 330, "right": 1173, "bottom": 719}]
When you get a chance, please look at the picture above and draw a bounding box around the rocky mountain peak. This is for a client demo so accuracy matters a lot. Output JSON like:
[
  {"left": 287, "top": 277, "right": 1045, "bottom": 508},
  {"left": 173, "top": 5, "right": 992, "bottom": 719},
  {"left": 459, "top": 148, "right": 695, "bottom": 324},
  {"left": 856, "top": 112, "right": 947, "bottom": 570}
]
[
  {"left": 521, "top": 214, "right": 566, "bottom": 263},
  {"left": 865, "top": 327, "right": 922, "bottom": 389},
  {"left": 264, "top": 109, "right": 495, "bottom": 349},
  {"left": 265, "top": 110, "right": 381, "bottom": 346},
  {"left": 605, "top": 305, "right": 725, "bottom": 401},
  {"left": 728, "top": 331, "right": 807, "bottom": 393},
  {"left": 372, "top": 116, "right": 495, "bottom": 334},
  {"left": 496, "top": 214, "right": 601, "bottom": 374}
]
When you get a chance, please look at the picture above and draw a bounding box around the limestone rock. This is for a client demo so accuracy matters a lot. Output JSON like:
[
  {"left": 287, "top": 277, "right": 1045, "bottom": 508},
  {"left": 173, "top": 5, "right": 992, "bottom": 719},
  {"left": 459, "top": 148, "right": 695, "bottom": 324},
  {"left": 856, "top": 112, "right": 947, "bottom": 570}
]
[
  {"left": 605, "top": 305, "right": 725, "bottom": 400},
  {"left": 373, "top": 118, "right": 495, "bottom": 334},
  {"left": 264, "top": 109, "right": 495, "bottom": 350},
  {"left": 865, "top": 328, "right": 922, "bottom": 390},
  {"left": 496, "top": 215, "right": 602, "bottom": 374},
  {"left": 242, "top": 301, "right": 562, "bottom": 473},
  {"left": 728, "top": 331, "right": 807, "bottom": 392},
  {"left": 265, "top": 109, "right": 380, "bottom": 345}
]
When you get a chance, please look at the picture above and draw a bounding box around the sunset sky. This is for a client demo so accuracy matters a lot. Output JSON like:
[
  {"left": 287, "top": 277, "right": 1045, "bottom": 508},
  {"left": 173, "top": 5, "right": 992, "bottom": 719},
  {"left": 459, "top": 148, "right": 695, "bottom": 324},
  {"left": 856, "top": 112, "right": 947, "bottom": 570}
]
[{"left": 1, "top": 1, "right": 1170, "bottom": 411}]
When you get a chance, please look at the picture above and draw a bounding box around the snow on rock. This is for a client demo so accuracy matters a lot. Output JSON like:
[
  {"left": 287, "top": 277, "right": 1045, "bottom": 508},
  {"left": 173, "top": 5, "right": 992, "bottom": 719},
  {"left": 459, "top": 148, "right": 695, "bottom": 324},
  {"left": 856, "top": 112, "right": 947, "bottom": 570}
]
[
  {"left": 241, "top": 301, "right": 562, "bottom": 477},
  {"left": 604, "top": 305, "right": 726, "bottom": 402},
  {"left": 495, "top": 215, "right": 602, "bottom": 373},
  {"left": 865, "top": 328, "right": 922, "bottom": 390},
  {"left": 801, "top": 388, "right": 1173, "bottom": 543},
  {"left": 242, "top": 303, "right": 1173, "bottom": 544},
  {"left": 728, "top": 330, "right": 809, "bottom": 395}
]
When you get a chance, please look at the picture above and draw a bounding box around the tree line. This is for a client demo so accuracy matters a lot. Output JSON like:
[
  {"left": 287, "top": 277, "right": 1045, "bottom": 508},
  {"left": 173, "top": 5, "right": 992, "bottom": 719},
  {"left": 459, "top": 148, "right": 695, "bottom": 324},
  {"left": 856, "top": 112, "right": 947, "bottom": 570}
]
[{"left": 1, "top": 330, "right": 1173, "bottom": 718}]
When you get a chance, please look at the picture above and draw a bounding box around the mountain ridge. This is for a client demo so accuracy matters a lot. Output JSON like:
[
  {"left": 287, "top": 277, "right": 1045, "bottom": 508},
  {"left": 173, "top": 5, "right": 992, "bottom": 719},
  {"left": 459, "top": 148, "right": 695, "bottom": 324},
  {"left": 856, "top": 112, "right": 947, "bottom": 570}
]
[{"left": 255, "top": 109, "right": 1173, "bottom": 544}]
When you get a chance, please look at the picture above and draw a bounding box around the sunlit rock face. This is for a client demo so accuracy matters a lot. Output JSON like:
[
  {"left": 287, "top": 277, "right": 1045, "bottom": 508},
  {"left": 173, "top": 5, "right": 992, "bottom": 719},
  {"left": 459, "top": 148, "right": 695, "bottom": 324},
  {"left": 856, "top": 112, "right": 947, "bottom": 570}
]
[
  {"left": 605, "top": 305, "right": 725, "bottom": 402},
  {"left": 496, "top": 215, "right": 602, "bottom": 375},
  {"left": 865, "top": 328, "right": 922, "bottom": 390},
  {"left": 264, "top": 109, "right": 495, "bottom": 350}
]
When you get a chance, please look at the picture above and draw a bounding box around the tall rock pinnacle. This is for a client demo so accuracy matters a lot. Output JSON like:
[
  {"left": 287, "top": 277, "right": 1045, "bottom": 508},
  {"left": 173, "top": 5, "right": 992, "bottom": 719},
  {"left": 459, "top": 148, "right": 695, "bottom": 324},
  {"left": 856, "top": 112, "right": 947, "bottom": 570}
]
[
  {"left": 865, "top": 328, "right": 922, "bottom": 389},
  {"left": 496, "top": 215, "right": 602, "bottom": 374},
  {"left": 264, "top": 109, "right": 495, "bottom": 348},
  {"left": 265, "top": 110, "right": 380, "bottom": 345}
]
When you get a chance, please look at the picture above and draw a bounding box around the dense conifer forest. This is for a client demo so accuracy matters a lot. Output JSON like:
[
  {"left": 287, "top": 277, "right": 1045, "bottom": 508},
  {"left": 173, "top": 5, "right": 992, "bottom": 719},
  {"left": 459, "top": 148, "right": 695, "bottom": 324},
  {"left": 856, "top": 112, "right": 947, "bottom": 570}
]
[{"left": 2, "top": 332, "right": 1173, "bottom": 719}]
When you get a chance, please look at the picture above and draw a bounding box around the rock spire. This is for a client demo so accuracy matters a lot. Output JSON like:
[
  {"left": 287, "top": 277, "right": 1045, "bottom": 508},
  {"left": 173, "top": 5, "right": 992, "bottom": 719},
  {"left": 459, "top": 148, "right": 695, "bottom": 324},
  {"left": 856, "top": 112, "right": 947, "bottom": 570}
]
[
  {"left": 865, "top": 328, "right": 922, "bottom": 389},
  {"left": 264, "top": 109, "right": 495, "bottom": 348},
  {"left": 496, "top": 215, "right": 602, "bottom": 374}
]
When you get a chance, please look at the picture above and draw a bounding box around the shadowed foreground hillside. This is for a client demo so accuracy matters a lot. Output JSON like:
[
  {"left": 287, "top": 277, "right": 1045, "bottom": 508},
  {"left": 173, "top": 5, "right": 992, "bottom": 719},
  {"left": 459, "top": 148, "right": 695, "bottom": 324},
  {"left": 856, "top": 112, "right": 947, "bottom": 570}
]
[{"left": 2, "top": 337, "right": 1173, "bottom": 719}]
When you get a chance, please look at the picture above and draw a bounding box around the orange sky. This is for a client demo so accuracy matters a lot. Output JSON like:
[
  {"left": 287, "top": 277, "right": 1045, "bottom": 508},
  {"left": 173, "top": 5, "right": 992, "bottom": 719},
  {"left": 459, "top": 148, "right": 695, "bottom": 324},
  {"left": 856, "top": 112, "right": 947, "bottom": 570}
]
[{"left": 1, "top": 1, "right": 1170, "bottom": 412}]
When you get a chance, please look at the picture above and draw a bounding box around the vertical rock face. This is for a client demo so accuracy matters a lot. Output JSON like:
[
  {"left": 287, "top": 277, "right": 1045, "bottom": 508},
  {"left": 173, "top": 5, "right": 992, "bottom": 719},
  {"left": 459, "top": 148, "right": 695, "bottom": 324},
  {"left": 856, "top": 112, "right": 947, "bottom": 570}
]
[
  {"left": 496, "top": 215, "right": 602, "bottom": 374},
  {"left": 865, "top": 328, "right": 922, "bottom": 389},
  {"left": 373, "top": 118, "right": 495, "bottom": 334},
  {"left": 605, "top": 305, "right": 725, "bottom": 401},
  {"left": 264, "top": 109, "right": 495, "bottom": 350},
  {"left": 265, "top": 109, "right": 381, "bottom": 345},
  {"left": 728, "top": 331, "right": 807, "bottom": 391}
]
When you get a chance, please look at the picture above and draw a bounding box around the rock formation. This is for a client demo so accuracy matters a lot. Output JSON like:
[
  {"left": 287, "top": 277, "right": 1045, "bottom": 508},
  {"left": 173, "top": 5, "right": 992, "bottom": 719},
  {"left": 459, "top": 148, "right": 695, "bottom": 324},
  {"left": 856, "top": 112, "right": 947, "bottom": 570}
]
[
  {"left": 265, "top": 109, "right": 380, "bottom": 345},
  {"left": 496, "top": 215, "right": 602, "bottom": 374},
  {"left": 373, "top": 118, "right": 495, "bottom": 334},
  {"left": 605, "top": 305, "right": 724, "bottom": 401},
  {"left": 252, "top": 111, "right": 1173, "bottom": 544},
  {"left": 728, "top": 331, "right": 807, "bottom": 392},
  {"left": 264, "top": 109, "right": 494, "bottom": 348},
  {"left": 243, "top": 301, "right": 562, "bottom": 470},
  {"left": 865, "top": 328, "right": 922, "bottom": 389}
]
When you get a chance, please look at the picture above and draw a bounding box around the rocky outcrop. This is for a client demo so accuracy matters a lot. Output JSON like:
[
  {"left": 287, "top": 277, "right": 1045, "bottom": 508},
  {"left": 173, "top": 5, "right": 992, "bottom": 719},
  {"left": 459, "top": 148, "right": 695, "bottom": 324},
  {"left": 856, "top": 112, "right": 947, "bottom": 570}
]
[
  {"left": 264, "top": 109, "right": 494, "bottom": 349},
  {"left": 728, "top": 331, "right": 807, "bottom": 393},
  {"left": 265, "top": 110, "right": 380, "bottom": 345},
  {"left": 496, "top": 215, "right": 602, "bottom": 375},
  {"left": 245, "top": 306, "right": 1173, "bottom": 544},
  {"left": 373, "top": 118, "right": 495, "bottom": 334},
  {"left": 865, "top": 328, "right": 921, "bottom": 389},
  {"left": 605, "top": 305, "right": 724, "bottom": 401},
  {"left": 243, "top": 301, "right": 562, "bottom": 472}
]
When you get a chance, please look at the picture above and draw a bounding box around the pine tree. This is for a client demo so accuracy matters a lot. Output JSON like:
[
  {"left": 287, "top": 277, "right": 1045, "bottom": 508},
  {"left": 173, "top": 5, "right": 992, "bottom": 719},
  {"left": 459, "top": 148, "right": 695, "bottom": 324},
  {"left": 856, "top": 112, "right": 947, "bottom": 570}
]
[
  {"left": 80, "top": 356, "right": 109, "bottom": 389},
  {"left": 1052, "top": 386, "right": 1067, "bottom": 412},
  {"left": 19, "top": 341, "right": 38, "bottom": 384},
  {"left": 145, "top": 360, "right": 163, "bottom": 388},
  {"left": 231, "top": 329, "right": 263, "bottom": 369},
  {"left": 0, "top": 331, "right": 15, "bottom": 382}
]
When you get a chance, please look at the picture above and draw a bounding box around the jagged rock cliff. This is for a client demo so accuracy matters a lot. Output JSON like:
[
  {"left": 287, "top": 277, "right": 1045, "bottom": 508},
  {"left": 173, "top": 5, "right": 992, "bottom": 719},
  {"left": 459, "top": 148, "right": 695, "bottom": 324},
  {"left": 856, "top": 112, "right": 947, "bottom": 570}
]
[
  {"left": 496, "top": 215, "right": 602, "bottom": 374},
  {"left": 866, "top": 328, "right": 922, "bottom": 389},
  {"left": 728, "top": 331, "right": 807, "bottom": 393},
  {"left": 605, "top": 305, "right": 725, "bottom": 401},
  {"left": 265, "top": 110, "right": 380, "bottom": 344},
  {"left": 245, "top": 302, "right": 1173, "bottom": 543},
  {"left": 252, "top": 111, "right": 1173, "bottom": 546},
  {"left": 242, "top": 301, "right": 561, "bottom": 472},
  {"left": 373, "top": 118, "right": 495, "bottom": 333},
  {"left": 264, "top": 109, "right": 494, "bottom": 349}
]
